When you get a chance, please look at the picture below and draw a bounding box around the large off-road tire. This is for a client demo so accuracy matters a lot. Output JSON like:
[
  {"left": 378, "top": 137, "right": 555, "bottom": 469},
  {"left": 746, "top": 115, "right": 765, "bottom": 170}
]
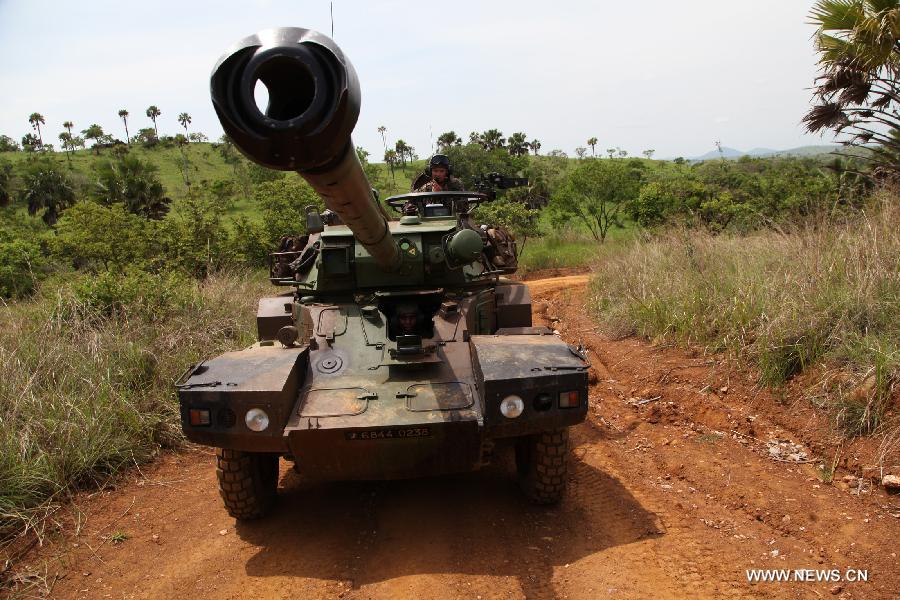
[
  {"left": 216, "top": 449, "right": 278, "bottom": 520},
  {"left": 515, "top": 428, "right": 569, "bottom": 505}
]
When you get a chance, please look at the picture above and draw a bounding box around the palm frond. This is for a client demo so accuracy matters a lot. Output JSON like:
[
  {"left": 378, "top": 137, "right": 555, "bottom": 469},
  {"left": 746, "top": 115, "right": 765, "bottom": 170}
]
[
  {"left": 810, "top": 0, "right": 865, "bottom": 32},
  {"left": 804, "top": 103, "right": 852, "bottom": 132}
]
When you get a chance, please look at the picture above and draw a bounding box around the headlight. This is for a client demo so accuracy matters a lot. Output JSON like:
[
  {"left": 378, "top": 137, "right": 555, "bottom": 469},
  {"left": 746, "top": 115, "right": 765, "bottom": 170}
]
[
  {"left": 500, "top": 394, "right": 524, "bottom": 418},
  {"left": 245, "top": 408, "right": 270, "bottom": 432}
]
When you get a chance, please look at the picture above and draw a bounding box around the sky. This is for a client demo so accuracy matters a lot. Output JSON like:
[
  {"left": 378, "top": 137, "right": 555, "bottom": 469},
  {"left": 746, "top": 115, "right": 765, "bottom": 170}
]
[{"left": 0, "top": 0, "right": 835, "bottom": 160}]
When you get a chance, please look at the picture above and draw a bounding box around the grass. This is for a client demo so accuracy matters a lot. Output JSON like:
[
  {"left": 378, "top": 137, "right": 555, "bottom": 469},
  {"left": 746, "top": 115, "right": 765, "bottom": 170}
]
[
  {"left": 0, "top": 269, "right": 272, "bottom": 544},
  {"left": 588, "top": 192, "right": 899, "bottom": 436}
]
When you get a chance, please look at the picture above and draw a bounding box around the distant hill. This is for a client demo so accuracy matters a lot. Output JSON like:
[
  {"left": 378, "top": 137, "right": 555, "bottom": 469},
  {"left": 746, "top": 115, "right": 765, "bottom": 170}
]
[{"left": 687, "top": 145, "right": 840, "bottom": 161}]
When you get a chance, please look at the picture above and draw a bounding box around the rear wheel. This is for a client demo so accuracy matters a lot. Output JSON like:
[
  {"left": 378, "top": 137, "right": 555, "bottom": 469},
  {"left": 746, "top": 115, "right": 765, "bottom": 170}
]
[
  {"left": 515, "top": 428, "right": 569, "bottom": 504},
  {"left": 216, "top": 449, "right": 278, "bottom": 519}
]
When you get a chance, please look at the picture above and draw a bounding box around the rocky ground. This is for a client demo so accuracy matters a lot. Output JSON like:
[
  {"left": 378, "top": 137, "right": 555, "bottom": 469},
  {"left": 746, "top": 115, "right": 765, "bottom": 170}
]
[{"left": 4, "top": 274, "right": 898, "bottom": 599}]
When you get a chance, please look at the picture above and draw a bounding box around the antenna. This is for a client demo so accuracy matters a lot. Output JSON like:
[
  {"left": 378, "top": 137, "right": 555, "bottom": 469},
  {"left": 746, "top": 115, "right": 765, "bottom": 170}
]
[{"left": 330, "top": 2, "right": 334, "bottom": 37}]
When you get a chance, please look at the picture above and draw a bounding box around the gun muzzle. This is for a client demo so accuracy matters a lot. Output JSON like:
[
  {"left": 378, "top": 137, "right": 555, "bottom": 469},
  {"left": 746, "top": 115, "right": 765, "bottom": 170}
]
[{"left": 210, "top": 27, "right": 399, "bottom": 270}]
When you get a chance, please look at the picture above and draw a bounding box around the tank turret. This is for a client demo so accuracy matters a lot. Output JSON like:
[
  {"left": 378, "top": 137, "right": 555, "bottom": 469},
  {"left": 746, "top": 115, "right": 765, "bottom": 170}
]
[{"left": 210, "top": 27, "right": 400, "bottom": 270}]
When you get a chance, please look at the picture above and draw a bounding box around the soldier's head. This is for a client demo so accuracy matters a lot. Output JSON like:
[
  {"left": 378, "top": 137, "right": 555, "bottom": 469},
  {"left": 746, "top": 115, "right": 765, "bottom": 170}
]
[
  {"left": 395, "top": 303, "right": 419, "bottom": 334},
  {"left": 428, "top": 154, "right": 451, "bottom": 184}
]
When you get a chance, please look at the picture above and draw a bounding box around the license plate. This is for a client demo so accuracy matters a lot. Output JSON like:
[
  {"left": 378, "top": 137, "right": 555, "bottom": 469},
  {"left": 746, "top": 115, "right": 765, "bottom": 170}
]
[{"left": 345, "top": 427, "right": 431, "bottom": 440}]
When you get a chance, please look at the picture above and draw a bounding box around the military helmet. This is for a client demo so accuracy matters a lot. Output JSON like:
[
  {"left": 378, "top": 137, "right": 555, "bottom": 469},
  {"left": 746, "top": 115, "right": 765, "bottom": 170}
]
[{"left": 426, "top": 154, "right": 452, "bottom": 177}]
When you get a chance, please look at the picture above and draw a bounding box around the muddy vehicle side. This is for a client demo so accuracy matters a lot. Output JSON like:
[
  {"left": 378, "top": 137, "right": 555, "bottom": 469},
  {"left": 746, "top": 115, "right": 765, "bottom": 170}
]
[{"left": 177, "top": 27, "right": 589, "bottom": 519}]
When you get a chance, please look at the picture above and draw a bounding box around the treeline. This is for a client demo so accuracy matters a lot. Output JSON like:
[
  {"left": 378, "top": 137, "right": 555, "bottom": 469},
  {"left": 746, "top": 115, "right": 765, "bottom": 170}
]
[{"left": 2, "top": 107, "right": 205, "bottom": 155}]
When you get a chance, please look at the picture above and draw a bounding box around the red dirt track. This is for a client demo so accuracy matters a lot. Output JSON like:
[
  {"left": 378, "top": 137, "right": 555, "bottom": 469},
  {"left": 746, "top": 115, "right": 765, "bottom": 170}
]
[{"left": 7, "top": 274, "right": 899, "bottom": 599}]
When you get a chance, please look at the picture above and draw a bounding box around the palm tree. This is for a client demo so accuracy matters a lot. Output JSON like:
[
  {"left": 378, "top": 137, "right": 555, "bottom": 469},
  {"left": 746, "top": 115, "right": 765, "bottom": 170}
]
[
  {"left": 507, "top": 132, "right": 530, "bottom": 156},
  {"left": 481, "top": 129, "right": 505, "bottom": 151},
  {"left": 118, "top": 109, "right": 131, "bottom": 145},
  {"left": 28, "top": 112, "right": 45, "bottom": 147},
  {"left": 178, "top": 112, "right": 192, "bottom": 137},
  {"left": 436, "top": 131, "right": 462, "bottom": 151},
  {"left": 21, "top": 162, "right": 76, "bottom": 225},
  {"left": 63, "top": 120, "right": 74, "bottom": 137},
  {"left": 804, "top": 0, "right": 900, "bottom": 175},
  {"left": 146, "top": 105, "right": 161, "bottom": 136},
  {"left": 94, "top": 153, "right": 171, "bottom": 219},
  {"left": 377, "top": 125, "right": 387, "bottom": 153},
  {"left": 530, "top": 139, "right": 541, "bottom": 155},
  {"left": 587, "top": 137, "right": 598, "bottom": 157}
]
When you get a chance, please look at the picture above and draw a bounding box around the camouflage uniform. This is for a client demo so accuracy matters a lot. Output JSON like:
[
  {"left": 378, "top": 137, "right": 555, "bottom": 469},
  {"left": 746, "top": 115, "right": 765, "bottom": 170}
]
[{"left": 414, "top": 176, "right": 465, "bottom": 192}]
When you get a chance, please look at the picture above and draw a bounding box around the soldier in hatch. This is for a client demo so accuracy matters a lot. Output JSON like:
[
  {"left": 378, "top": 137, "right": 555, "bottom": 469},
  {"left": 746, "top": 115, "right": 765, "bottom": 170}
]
[
  {"left": 395, "top": 303, "right": 421, "bottom": 336},
  {"left": 415, "top": 154, "right": 464, "bottom": 192},
  {"left": 405, "top": 154, "right": 466, "bottom": 216}
]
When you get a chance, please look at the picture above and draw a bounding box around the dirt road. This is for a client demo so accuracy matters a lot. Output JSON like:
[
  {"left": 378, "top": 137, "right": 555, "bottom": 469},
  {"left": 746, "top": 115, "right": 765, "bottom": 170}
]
[{"left": 10, "top": 275, "right": 899, "bottom": 599}]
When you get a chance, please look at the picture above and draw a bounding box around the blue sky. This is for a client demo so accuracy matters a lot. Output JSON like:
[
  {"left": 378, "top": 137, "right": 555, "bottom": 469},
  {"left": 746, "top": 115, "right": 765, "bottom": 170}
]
[{"left": 0, "top": 0, "right": 833, "bottom": 159}]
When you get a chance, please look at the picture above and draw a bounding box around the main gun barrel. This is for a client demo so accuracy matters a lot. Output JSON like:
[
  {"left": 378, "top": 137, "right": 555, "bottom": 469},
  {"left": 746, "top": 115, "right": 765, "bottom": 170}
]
[{"left": 210, "top": 27, "right": 400, "bottom": 270}]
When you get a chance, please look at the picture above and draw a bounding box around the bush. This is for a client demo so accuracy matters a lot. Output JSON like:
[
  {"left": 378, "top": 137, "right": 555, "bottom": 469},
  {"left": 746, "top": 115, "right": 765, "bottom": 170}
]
[
  {"left": 254, "top": 175, "right": 323, "bottom": 244},
  {"left": 50, "top": 201, "right": 151, "bottom": 270},
  {"left": 0, "top": 233, "right": 44, "bottom": 298}
]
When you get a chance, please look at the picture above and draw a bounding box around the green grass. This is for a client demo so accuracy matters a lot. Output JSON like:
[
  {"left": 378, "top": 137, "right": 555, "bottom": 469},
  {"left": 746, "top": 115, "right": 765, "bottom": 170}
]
[
  {"left": 0, "top": 269, "right": 272, "bottom": 541},
  {"left": 588, "top": 192, "right": 899, "bottom": 436}
]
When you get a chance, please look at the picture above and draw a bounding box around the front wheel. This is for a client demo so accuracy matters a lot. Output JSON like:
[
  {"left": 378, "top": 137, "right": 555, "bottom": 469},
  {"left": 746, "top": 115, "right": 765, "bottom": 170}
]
[
  {"left": 515, "top": 428, "right": 569, "bottom": 504},
  {"left": 216, "top": 449, "right": 278, "bottom": 519}
]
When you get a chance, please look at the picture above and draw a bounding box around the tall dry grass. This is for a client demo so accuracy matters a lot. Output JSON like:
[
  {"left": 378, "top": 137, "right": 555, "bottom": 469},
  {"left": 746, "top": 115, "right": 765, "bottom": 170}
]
[
  {"left": 0, "top": 269, "right": 272, "bottom": 542},
  {"left": 590, "top": 193, "right": 899, "bottom": 436}
]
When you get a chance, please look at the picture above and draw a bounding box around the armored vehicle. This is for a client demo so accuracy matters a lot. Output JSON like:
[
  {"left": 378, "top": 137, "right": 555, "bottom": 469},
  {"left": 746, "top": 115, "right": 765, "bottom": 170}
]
[{"left": 177, "top": 27, "right": 589, "bottom": 519}]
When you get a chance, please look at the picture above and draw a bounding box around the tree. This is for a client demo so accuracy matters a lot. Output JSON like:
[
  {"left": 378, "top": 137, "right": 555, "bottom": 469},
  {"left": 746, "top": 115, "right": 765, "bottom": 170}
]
[
  {"left": 606, "top": 148, "right": 616, "bottom": 159},
  {"left": 394, "top": 139, "right": 412, "bottom": 166},
  {"left": 377, "top": 125, "right": 387, "bottom": 153},
  {"left": 188, "top": 132, "right": 208, "bottom": 143},
  {"left": 587, "top": 137, "right": 598, "bottom": 157},
  {"left": 0, "top": 135, "right": 20, "bottom": 152},
  {"left": 63, "top": 120, "right": 73, "bottom": 137},
  {"left": 22, "top": 133, "right": 40, "bottom": 152},
  {"left": 530, "top": 139, "right": 541, "bottom": 155},
  {"left": 19, "top": 158, "right": 76, "bottom": 225},
  {"left": 178, "top": 112, "right": 192, "bottom": 137},
  {"left": 254, "top": 176, "right": 324, "bottom": 245},
  {"left": 146, "top": 105, "right": 161, "bottom": 136},
  {"left": 58, "top": 131, "right": 73, "bottom": 160},
  {"left": 117, "top": 109, "right": 131, "bottom": 146},
  {"left": 642, "top": 149, "right": 655, "bottom": 159},
  {"left": 443, "top": 143, "right": 529, "bottom": 189},
  {"left": 94, "top": 153, "right": 171, "bottom": 219},
  {"left": 51, "top": 201, "right": 150, "bottom": 270},
  {"left": 0, "top": 159, "right": 11, "bottom": 206},
  {"left": 507, "top": 132, "right": 530, "bottom": 156},
  {"left": 81, "top": 124, "right": 106, "bottom": 154},
  {"left": 134, "top": 127, "right": 158, "bottom": 147},
  {"left": 481, "top": 129, "right": 505, "bottom": 151},
  {"left": 28, "top": 113, "right": 45, "bottom": 148},
  {"left": 575, "top": 147, "right": 587, "bottom": 159},
  {"left": 437, "top": 131, "right": 463, "bottom": 151},
  {"left": 804, "top": 0, "right": 900, "bottom": 177},
  {"left": 384, "top": 149, "right": 399, "bottom": 181},
  {"left": 550, "top": 158, "right": 641, "bottom": 242}
]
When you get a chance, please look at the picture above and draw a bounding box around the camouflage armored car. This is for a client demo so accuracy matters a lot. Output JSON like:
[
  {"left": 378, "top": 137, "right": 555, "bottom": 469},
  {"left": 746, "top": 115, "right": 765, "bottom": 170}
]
[{"left": 177, "top": 27, "right": 589, "bottom": 519}]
